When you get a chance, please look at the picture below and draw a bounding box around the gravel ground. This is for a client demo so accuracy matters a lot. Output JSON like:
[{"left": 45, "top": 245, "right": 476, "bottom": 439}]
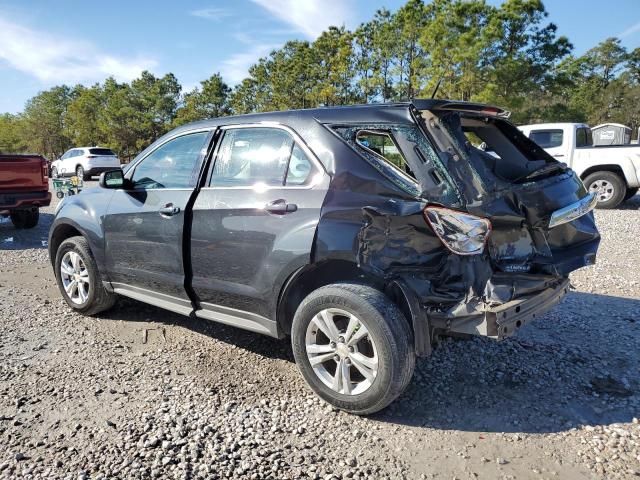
[{"left": 0, "top": 182, "right": 639, "bottom": 479}]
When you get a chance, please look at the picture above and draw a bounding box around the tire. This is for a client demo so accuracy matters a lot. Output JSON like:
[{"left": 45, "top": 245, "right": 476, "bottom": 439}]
[
  {"left": 76, "top": 165, "right": 89, "bottom": 181},
  {"left": 54, "top": 236, "right": 117, "bottom": 315},
  {"left": 10, "top": 209, "right": 39, "bottom": 229},
  {"left": 291, "top": 283, "right": 415, "bottom": 415},
  {"left": 624, "top": 187, "right": 639, "bottom": 202},
  {"left": 584, "top": 171, "right": 626, "bottom": 209}
]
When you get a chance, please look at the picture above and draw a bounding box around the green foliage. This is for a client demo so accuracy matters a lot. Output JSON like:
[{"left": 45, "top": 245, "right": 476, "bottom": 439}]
[
  {"left": 4, "top": 0, "right": 640, "bottom": 160},
  {"left": 174, "top": 73, "right": 231, "bottom": 126}
]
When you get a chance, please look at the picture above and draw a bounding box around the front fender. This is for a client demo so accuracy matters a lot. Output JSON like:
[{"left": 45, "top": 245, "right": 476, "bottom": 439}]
[{"left": 48, "top": 188, "right": 114, "bottom": 273}]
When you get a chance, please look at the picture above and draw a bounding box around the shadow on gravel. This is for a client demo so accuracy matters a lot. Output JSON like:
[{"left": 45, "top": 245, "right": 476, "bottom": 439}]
[
  {"left": 0, "top": 212, "right": 54, "bottom": 250},
  {"left": 98, "top": 290, "right": 639, "bottom": 434},
  {"left": 100, "top": 297, "right": 294, "bottom": 362},
  {"left": 619, "top": 194, "right": 640, "bottom": 210},
  {"left": 374, "top": 291, "right": 640, "bottom": 434}
]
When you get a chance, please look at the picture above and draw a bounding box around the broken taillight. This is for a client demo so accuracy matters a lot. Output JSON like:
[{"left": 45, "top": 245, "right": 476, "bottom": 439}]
[{"left": 423, "top": 206, "right": 491, "bottom": 255}]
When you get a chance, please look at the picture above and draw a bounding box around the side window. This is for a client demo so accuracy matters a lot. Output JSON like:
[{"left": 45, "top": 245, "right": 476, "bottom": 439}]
[
  {"left": 211, "top": 127, "right": 314, "bottom": 187},
  {"left": 529, "top": 130, "right": 563, "bottom": 148},
  {"left": 286, "top": 144, "right": 313, "bottom": 185},
  {"left": 576, "top": 127, "right": 592, "bottom": 148},
  {"left": 131, "top": 132, "right": 209, "bottom": 189},
  {"left": 355, "top": 130, "right": 413, "bottom": 177}
]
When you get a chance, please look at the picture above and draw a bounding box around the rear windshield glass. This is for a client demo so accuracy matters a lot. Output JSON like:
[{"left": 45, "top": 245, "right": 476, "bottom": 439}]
[
  {"left": 529, "top": 130, "right": 563, "bottom": 148},
  {"left": 420, "top": 110, "right": 559, "bottom": 199},
  {"left": 89, "top": 148, "right": 116, "bottom": 156}
]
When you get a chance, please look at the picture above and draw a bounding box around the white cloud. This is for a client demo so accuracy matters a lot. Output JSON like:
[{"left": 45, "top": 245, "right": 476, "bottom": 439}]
[
  {"left": 220, "top": 44, "right": 278, "bottom": 84},
  {"left": 618, "top": 20, "right": 640, "bottom": 39},
  {"left": 0, "top": 16, "right": 156, "bottom": 84},
  {"left": 189, "top": 8, "right": 231, "bottom": 21},
  {"left": 250, "top": 0, "right": 353, "bottom": 39}
]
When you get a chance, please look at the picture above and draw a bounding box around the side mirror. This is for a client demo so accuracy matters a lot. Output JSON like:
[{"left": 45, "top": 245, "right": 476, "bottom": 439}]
[{"left": 99, "top": 169, "right": 126, "bottom": 189}]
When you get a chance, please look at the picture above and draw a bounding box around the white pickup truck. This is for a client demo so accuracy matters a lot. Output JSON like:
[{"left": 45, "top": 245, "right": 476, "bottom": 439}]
[{"left": 519, "top": 123, "right": 640, "bottom": 208}]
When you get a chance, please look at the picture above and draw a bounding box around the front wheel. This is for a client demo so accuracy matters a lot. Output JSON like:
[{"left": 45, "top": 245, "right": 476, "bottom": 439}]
[
  {"left": 10, "top": 209, "right": 39, "bottom": 229},
  {"left": 291, "top": 283, "right": 415, "bottom": 415},
  {"left": 584, "top": 171, "right": 626, "bottom": 209},
  {"left": 54, "top": 236, "right": 117, "bottom": 315}
]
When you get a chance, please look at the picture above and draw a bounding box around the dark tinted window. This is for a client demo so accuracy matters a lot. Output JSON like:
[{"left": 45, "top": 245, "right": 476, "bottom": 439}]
[
  {"left": 89, "top": 148, "right": 116, "bottom": 156},
  {"left": 529, "top": 130, "right": 563, "bottom": 148},
  {"left": 576, "top": 127, "right": 592, "bottom": 148},
  {"left": 211, "top": 127, "right": 313, "bottom": 187},
  {"left": 131, "top": 132, "right": 209, "bottom": 189}
]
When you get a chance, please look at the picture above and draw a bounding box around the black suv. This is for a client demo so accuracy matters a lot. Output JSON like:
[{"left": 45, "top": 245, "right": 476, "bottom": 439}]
[{"left": 49, "top": 100, "right": 599, "bottom": 414}]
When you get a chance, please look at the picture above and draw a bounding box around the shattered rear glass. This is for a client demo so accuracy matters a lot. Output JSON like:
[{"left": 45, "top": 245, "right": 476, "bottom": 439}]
[{"left": 333, "top": 124, "right": 461, "bottom": 206}]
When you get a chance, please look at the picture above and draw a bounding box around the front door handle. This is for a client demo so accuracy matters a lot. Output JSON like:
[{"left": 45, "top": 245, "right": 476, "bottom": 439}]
[
  {"left": 265, "top": 199, "right": 298, "bottom": 214},
  {"left": 159, "top": 204, "right": 180, "bottom": 217},
  {"left": 552, "top": 154, "right": 565, "bottom": 158}
]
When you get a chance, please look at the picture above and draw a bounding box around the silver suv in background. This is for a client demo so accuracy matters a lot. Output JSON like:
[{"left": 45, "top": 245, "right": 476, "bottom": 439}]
[{"left": 51, "top": 147, "right": 121, "bottom": 180}]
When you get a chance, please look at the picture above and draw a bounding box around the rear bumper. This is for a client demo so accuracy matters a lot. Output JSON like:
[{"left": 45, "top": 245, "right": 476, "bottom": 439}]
[
  {"left": 429, "top": 278, "right": 570, "bottom": 340},
  {"left": 0, "top": 190, "right": 51, "bottom": 212}
]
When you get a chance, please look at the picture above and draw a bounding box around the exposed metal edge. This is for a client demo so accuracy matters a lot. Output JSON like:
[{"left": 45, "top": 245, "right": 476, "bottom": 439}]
[
  {"left": 111, "top": 283, "right": 193, "bottom": 317},
  {"left": 196, "top": 302, "right": 278, "bottom": 338},
  {"left": 549, "top": 193, "right": 598, "bottom": 228}
]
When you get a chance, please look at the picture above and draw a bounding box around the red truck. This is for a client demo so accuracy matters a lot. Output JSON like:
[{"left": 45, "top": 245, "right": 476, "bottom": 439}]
[{"left": 0, "top": 154, "right": 51, "bottom": 228}]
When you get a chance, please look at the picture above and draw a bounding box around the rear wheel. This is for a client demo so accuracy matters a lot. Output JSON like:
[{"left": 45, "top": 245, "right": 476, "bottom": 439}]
[
  {"left": 624, "top": 187, "right": 639, "bottom": 202},
  {"left": 584, "top": 171, "right": 626, "bottom": 209},
  {"left": 291, "top": 283, "right": 415, "bottom": 415},
  {"left": 76, "top": 165, "right": 89, "bottom": 181},
  {"left": 10, "top": 209, "right": 39, "bottom": 229},
  {"left": 54, "top": 236, "right": 117, "bottom": 315}
]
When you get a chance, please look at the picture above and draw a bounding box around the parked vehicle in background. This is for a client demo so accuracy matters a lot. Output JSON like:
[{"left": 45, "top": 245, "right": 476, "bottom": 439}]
[
  {"left": 519, "top": 123, "right": 640, "bottom": 208},
  {"left": 49, "top": 100, "right": 600, "bottom": 414},
  {"left": 0, "top": 154, "right": 50, "bottom": 228},
  {"left": 51, "top": 147, "right": 120, "bottom": 181}
]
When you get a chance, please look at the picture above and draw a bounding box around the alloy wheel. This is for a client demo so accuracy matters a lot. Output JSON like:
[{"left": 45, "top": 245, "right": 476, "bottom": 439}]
[
  {"left": 60, "top": 251, "right": 90, "bottom": 305},
  {"left": 589, "top": 179, "right": 614, "bottom": 203},
  {"left": 305, "top": 308, "right": 379, "bottom": 395}
]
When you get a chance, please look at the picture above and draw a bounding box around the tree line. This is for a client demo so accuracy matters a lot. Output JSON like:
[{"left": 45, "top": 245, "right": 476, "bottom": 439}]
[{"left": 1, "top": 0, "right": 639, "bottom": 161}]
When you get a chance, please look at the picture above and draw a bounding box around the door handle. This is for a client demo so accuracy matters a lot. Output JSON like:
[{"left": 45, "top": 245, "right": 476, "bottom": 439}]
[
  {"left": 552, "top": 154, "right": 565, "bottom": 158},
  {"left": 265, "top": 199, "right": 298, "bottom": 214},
  {"left": 159, "top": 204, "right": 180, "bottom": 217}
]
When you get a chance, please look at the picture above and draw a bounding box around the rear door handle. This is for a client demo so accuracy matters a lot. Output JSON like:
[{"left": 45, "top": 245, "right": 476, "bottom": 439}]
[
  {"left": 159, "top": 204, "right": 180, "bottom": 217},
  {"left": 552, "top": 154, "right": 565, "bottom": 158},
  {"left": 265, "top": 199, "right": 298, "bottom": 214}
]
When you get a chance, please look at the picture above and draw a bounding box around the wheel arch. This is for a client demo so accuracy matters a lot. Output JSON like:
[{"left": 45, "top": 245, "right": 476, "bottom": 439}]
[
  {"left": 276, "top": 259, "right": 419, "bottom": 350},
  {"left": 580, "top": 165, "right": 628, "bottom": 186},
  {"left": 49, "top": 222, "right": 85, "bottom": 266}
]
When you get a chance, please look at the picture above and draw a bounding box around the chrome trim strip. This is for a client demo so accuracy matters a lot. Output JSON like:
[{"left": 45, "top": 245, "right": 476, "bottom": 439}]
[{"left": 548, "top": 192, "right": 598, "bottom": 228}]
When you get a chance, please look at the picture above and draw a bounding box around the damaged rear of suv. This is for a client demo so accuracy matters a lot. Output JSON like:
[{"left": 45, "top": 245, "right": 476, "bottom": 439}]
[{"left": 49, "top": 99, "right": 599, "bottom": 415}]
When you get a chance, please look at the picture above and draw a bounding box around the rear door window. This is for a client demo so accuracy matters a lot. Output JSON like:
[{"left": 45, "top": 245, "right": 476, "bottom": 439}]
[
  {"left": 210, "top": 127, "right": 315, "bottom": 187},
  {"left": 529, "top": 130, "right": 563, "bottom": 148},
  {"left": 575, "top": 127, "right": 592, "bottom": 148}
]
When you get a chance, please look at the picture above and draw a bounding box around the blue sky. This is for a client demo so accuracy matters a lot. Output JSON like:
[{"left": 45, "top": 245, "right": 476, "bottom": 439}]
[{"left": 0, "top": 0, "right": 638, "bottom": 114}]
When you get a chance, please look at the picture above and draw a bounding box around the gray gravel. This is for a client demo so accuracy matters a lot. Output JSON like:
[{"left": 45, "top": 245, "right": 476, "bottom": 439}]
[{"left": 0, "top": 183, "right": 639, "bottom": 479}]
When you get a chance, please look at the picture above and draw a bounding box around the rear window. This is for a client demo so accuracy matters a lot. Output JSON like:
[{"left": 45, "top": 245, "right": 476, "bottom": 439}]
[
  {"left": 89, "top": 148, "right": 116, "bottom": 156},
  {"left": 529, "top": 130, "right": 563, "bottom": 148},
  {"left": 576, "top": 127, "right": 592, "bottom": 148}
]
